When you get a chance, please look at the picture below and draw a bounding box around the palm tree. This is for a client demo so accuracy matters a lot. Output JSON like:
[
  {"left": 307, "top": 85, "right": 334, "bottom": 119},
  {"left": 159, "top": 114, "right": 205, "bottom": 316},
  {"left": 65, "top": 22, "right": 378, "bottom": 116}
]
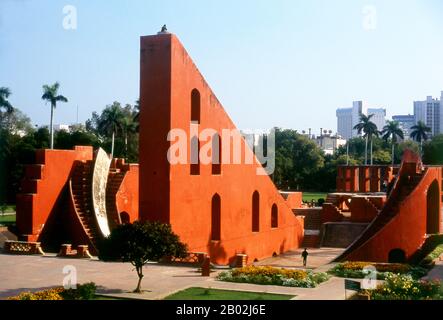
[
  {"left": 382, "top": 121, "right": 404, "bottom": 166},
  {"left": 121, "top": 117, "right": 137, "bottom": 160},
  {"left": 41, "top": 82, "right": 68, "bottom": 149},
  {"left": 98, "top": 103, "right": 125, "bottom": 157},
  {"left": 353, "top": 114, "right": 378, "bottom": 165},
  {"left": 410, "top": 121, "right": 432, "bottom": 154},
  {"left": 0, "top": 87, "right": 13, "bottom": 113}
]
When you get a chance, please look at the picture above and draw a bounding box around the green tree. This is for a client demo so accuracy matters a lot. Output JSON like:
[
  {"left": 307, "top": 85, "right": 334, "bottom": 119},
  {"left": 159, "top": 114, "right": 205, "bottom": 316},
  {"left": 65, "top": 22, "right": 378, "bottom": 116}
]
[
  {"left": 423, "top": 134, "right": 443, "bottom": 165},
  {"left": 0, "top": 87, "right": 13, "bottom": 113},
  {"left": 353, "top": 114, "right": 378, "bottom": 165},
  {"left": 273, "top": 129, "right": 324, "bottom": 190},
  {"left": 41, "top": 82, "right": 68, "bottom": 149},
  {"left": 381, "top": 121, "right": 404, "bottom": 166},
  {"left": 410, "top": 121, "right": 432, "bottom": 154},
  {"left": 98, "top": 221, "right": 188, "bottom": 293},
  {"left": 372, "top": 149, "right": 391, "bottom": 164},
  {"left": 396, "top": 140, "right": 420, "bottom": 162},
  {"left": 96, "top": 102, "right": 125, "bottom": 157},
  {"left": 0, "top": 107, "right": 33, "bottom": 135}
]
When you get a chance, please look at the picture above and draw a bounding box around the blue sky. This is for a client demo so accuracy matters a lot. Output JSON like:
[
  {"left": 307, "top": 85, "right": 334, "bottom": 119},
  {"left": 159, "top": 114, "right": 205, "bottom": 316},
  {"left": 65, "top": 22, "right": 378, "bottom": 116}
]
[{"left": 1, "top": 0, "right": 443, "bottom": 133}]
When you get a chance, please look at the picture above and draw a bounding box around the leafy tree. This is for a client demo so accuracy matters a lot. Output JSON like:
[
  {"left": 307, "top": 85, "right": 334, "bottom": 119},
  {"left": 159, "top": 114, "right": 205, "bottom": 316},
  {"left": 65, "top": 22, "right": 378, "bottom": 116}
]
[
  {"left": 41, "top": 82, "right": 68, "bottom": 149},
  {"left": 55, "top": 128, "right": 100, "bottom": 150},
  {"left": 273, "top": 128, "right": 324, "bottom": 190},
  {"left": 381, "top": 121, "right": 404, "bottom": 166},
  {"left": 353, "top": 114, "right": 379, "bottom": 165},
  {"left": 423, "top": 135, "right": 443, "bottom": 165},
  {"left": 0, "top": 87, "right": 13, "bottom": 113},
  {"left": 372, "top": 149, "right": 391, "bottom": 165},
  {"left": 98, "top": 221, "right": 188, "bottom": 293},
  {"left": 410, "top": 121, "right": 432, "bottom": 154},
  {"left": 96, "top": 102, "right": 125, "bottom": 157},
  {"left": 0, "top": 107, "right": 33, "bottom": 135},
  {"left": 87, "top": 102, "right": 139, "bottom": 161}
]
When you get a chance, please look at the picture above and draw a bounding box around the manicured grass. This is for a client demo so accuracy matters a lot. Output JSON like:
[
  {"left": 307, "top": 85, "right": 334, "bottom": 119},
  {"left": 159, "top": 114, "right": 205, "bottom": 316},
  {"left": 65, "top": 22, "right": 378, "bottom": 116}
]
[
  {"left": 0, "top": 214, "right": 16, "bottom": 226},
  {"left": 164, "top": 287, "right": 294, "bottom": 300},
  {"left": 1, "top": 205, "right": 16, "bottom": 213},
  {"left": 302, "top": 192, "right": 327, "bottom": 202}
]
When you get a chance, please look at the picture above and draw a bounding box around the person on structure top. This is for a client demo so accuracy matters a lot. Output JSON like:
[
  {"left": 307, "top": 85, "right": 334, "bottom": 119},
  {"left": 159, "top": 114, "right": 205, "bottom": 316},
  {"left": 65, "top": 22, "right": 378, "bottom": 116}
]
[{"left": 301, "top": 248, "right": 309, "bottom": 267}]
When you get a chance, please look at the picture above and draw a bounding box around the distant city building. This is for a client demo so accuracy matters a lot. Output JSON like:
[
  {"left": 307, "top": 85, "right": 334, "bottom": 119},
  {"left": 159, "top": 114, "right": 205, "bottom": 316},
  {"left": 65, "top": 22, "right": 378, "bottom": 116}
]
[
  {"left": 392, "top": 114, "right": 415, "bottom": 140},
  {"left": 53, "top": 124, "right": 71, "bottom": 132},
  {"left": 337, "top": 101, "right": 386, "bottom": 140},
  {"left": 413, "top": 92, "right": 443, "bottom": 137},
  {"left": 336, "top": 101, "right": 364, "bottom": 140},
  {"left": 315, "top": 131, "right": 346, "bottom": 155},
  {"left": 367, "top": 108, "right": 386, "bottom": 132}
]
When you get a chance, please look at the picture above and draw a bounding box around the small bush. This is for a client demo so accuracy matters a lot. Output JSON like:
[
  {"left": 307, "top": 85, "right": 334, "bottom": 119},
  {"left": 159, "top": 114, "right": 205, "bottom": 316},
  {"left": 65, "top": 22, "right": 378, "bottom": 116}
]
[
  {"left": 329, "top": 262, "right": 428, "bottom": 280},
  {"left": 363, "top": 274, "right": 443, "bottom": 300},
  {"left": 217, "top": 266, "right": 330, "bottom": 288},
  {"left": 8, "top": 283, "right": 97, "bottom": 300}
]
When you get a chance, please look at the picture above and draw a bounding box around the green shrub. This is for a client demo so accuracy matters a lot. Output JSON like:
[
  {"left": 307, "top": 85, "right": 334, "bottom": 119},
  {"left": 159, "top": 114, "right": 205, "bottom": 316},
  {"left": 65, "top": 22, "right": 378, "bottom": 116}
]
[
  {"left": 9, "top": 282, "right": 97, "bottom": 300},
  {"left": 364, "top": 274, "right": 443, "bottom": 300},
  {"left": 328, "top": 262, "right": 428, "bottom": 280},
  {"left": 217, "top": 266, "right": 330, "bottom": 288},
  {"left": 60, "top": 282, "right": 97, "bottom": 300}
]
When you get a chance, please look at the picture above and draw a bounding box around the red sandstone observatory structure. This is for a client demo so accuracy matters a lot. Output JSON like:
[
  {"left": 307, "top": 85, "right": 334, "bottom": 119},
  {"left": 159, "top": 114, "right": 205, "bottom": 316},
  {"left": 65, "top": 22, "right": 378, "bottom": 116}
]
[
  {"left": 138, "top": 32, "right": 304, "bottom": 265},
  {"left": 15, "top": 147, "right": 139, "bottom": 254},
  {"left": 12, "top": 31, "right": 442, "bottom": 265}
]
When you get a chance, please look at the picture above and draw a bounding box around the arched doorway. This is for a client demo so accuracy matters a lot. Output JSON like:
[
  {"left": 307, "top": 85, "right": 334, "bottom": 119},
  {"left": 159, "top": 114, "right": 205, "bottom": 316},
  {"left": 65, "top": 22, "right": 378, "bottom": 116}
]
[
  {"left": 271, "top": 204, "right": 278, "bottom": 228},
  {"left": 427, "top": 180, "right": 440, "bottom": 234},
  {"left": 120, "top": 212, "right": 130, "bottom": 224},
  {"left": 388, "top": 248, "right": 406, "bottom": 263},
  {"left": 252, "top": 191, "right": 260, "bottom": 232},
  {"left": 211, "top": 194, "right": 221, "bottom": 241}
]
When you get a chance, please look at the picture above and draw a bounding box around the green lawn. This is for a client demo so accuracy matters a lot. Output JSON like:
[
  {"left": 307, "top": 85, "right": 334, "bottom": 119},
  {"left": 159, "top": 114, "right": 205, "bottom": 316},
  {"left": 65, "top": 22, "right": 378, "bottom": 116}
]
[
  {"left": 1, "top": 205, "right": 16, "bottom": 213},
  {"left": 0, "top": 213, "right": 16, "bottom": 226},
  {"left": 302, "top": 192, "right": 327, "bottom": 202},
  {"left": 164, "top": 287, "right": 294, "bottom": 300}
]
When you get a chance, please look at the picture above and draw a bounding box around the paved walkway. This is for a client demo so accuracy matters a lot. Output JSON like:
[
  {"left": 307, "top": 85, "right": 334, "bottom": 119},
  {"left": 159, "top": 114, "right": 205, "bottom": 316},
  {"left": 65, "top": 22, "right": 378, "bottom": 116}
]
[
  {"left": 423, "top": 259, "right": 443, "bottom": 281},
  {"left": 0, "top": 248, "right": 349, "bottom": 300},
  {"left": 254, "top": 248, "right": 343, "bottom": 270}
]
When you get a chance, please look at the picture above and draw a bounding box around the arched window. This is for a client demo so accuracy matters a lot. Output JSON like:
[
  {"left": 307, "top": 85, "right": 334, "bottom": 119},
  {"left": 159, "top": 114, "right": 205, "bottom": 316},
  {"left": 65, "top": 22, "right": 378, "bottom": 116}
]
[
  {"left": 427, "top": 180, "right": 440, "bottom": 234},
  {"left": 211, "top": 194, "right": 221, "bottom": 241},
  {"left": 190, "top": 135, "right": 200, "bottom": 175},
  {"left": 271, "top": 204, "right": 278, "bottom": 228},
  {"left": 120, "top": 212, "right": 130, "bottom": 224},
  {"left": 191, "top": 89, "right": 201, "bottom": 123},
  {"left": 212, "top": 133, "right": 221, "bottom": 175},
  {"left": 388, "top": 248, "right": 406, "bottom": 263},
  {"left": 252, "top": 191, "right": 260, "bottom": 232}
]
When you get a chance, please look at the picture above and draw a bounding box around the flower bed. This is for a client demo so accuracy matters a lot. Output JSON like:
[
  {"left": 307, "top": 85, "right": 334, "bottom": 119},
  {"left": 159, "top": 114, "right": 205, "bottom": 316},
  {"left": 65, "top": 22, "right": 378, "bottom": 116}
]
[
  {"left": 8, "top": 282, "right": 97, "bottom": 300},
  {"left": 363, "top": 274, "right": 443, "bottom": 300},
  {"left": 329, "top": 262, "right": 428, "bottom": 280},
  {"left": 217, "top": 266, "right": 330, "bottom": 288}
]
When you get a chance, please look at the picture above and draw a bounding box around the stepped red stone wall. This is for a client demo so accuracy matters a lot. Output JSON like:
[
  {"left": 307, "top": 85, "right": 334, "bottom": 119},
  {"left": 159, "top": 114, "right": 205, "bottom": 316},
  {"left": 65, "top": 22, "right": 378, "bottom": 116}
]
[
  {"left": 16, "top": 146, "right": 94, "bottom": 241},
  {"left": 16, "top": 147, "right": 140, "bottom": 249},
  {"left": 139, "top": 33, "right": 304, "bottom": 265},
  {"left": 340, "top": 151, "right": 443, "bottom": 262}
]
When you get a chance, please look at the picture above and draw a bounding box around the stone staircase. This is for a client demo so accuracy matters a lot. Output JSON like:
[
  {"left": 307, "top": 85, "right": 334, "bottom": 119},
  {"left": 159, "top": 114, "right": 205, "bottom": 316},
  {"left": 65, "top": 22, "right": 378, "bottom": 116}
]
[
  {"left": 106, "top": 168, "right": 126, "bottom": 229},
  {"left": 335, "top": 170, "right": 424, "bottom": 262},
  {"left": 70, "top": 161, "right": 101, "bottom": 251},
  {"left": 325, "top": 194, "right": 340, "bottom": 207},
  {"left": 298, "top": 209, "right": 322, "bottom": 248}
]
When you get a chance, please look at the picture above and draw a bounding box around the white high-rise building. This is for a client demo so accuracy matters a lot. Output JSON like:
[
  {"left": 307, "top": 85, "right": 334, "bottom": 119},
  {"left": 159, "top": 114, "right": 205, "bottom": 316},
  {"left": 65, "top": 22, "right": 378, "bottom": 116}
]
[
  {"left": 336, "top": 101, "right": 386, "bottom": 140},
  {"left": 336, "top": 101, "right": 364, "bottom": 140},
  {"left": 392, "top": 114, "right": 415, "bottom": 140},
  {"left": 367, "top": 108, "right": 386, "bottom": 132},
  {"left": 413, "top": 93, "right": 442, "bottom": 137}
]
